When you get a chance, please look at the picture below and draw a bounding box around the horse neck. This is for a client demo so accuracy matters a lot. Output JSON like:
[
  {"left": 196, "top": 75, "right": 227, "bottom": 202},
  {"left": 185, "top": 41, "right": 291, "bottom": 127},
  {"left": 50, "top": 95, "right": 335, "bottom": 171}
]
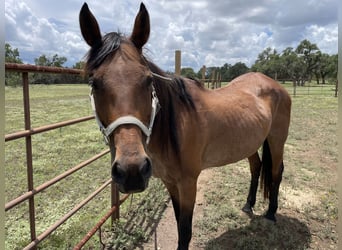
[{"left": 148, "top": 76, "right": 180, "bottom": 157}]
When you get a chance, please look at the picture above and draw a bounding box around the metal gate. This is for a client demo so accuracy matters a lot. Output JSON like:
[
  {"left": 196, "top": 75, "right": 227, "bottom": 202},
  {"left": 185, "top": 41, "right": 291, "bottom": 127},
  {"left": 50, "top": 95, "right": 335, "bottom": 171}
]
[{"left": 5, "top": 63, "right": 130, "bottom": 249}]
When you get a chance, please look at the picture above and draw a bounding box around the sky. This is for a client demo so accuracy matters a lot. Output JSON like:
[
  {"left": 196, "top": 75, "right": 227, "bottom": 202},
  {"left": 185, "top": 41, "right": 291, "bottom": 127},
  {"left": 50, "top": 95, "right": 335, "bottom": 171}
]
[{"left": 5, "top": 0, "right": 338, "bottom": 72}]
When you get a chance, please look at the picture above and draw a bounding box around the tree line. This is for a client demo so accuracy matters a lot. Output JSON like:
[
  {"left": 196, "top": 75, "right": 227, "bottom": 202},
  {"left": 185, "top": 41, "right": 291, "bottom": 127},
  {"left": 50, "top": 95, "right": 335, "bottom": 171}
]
[
  {"left": 251, "top": 40, "right": 337, "bottom": 86},
  {"left": 5, "top": 43, "right": 86, "bottom": 86},
  {"left": 181, "top": 39, "right": 337, "bottom": 86},
  {"left": 5, "top": 39, "right": 337, "bottom": 86}
]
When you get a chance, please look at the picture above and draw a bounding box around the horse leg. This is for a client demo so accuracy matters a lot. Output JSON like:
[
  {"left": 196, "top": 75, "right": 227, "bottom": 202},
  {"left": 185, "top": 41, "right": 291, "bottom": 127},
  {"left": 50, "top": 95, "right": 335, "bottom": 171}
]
[
  {"left": 265, "top": 160, "right": 284, "bottom": 221},
  {"left": 266, "top": 163, "right": 284, "bottom": 220},
  {"left": 263, "top": 138, "right": 285, "bottom": 222},
  {"left": 242, "top": 152, "right": 262, "bottom": 215},
  {"left": 163, "top": 181, "right": 180, "bottom": 223},
  {"left": 176, "top": 177, "right": 197, "bottom": 250},
  {"left": 163, "top": 179, "right": 196, "bottom": 250}
]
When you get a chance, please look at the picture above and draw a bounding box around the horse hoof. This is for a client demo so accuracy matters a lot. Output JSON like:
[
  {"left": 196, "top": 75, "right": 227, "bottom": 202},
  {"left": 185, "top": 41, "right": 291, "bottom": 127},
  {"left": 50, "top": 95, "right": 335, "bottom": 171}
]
[
  {"left": 264, "top": 213, "right": 276, "bottom": 222},
  {"left": 242, "top": 203, "right": 253, "bottom": 215}
]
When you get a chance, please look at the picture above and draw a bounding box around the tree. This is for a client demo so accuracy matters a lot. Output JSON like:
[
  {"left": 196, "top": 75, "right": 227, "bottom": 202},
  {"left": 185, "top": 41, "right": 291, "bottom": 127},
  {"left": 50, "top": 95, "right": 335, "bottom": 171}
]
[
  {"left": 51, "top": 54, "right": 67, "bottom": 67},
  {"left": 206, "top": 67, "right": 220, "bottom": 80},
  {"left": 228, "top": 62, "right": 249, "bottom": 81},
  {"left": 195, "top": 63, "right": 250, "bottom": 84},
  {"left": 181, "top": 67, "right": 196, "bottom": 78},
  {"left": 34, "top": 54, "right": 67, "bottom": 67},
  {"left": 314, "top": 53, "right": 331, "bottom": 84},
  {"left": 295, "top": 39, "right": 321, "bottom": 85},
  {"left": 5, "top": 43, "right": 23, "bottom": 86},
  {"left": 34, "top": 54, "right": 49, "bottom": 66},
  {"left": 5, "top": 43, "right": 22, "bottom": 63},
  {"left": 251, "top": 47, "right": 280, "bottom": 79},
  {"left": 250, "top": 40, "right": 336, "bottom": 87},
  {"left": 73, "top": 61, "right": 86, "bottom": 70},
  {"left": 69, "top": 61, "right": 88, "bottom": 84},
  {"left": 220, "top": 63, "right": 231, "bottom": 82},
  {"left": 279, "top": 47, "right": 306, "bottom": 86},
  {"left": 32, "top": 54, "right": 68, "bottom": 84},
  {"left": 327, "top": 54, "right": 338, "bottom": 81}
]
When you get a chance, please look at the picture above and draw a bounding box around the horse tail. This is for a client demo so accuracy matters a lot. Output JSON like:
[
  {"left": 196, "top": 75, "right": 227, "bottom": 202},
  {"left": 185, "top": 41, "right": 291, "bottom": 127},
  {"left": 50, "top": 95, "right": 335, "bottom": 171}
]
[{"left": 260, "top": 139, "right": 272, "bottom": 199}]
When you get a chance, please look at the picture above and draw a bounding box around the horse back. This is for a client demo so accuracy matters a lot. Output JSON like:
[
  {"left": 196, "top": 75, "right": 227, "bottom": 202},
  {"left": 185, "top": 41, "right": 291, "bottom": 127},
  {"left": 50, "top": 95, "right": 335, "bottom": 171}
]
[{"left": 180, "top": 72, "right": 291, "bottom": 169}]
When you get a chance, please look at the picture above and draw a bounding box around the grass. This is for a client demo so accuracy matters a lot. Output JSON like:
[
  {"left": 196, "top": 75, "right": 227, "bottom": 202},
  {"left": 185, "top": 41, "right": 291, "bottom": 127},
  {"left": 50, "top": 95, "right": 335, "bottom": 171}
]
[
  {"left": 192, "top": 93, "right": 338, "bottom": 249},
  {"left": 5, "top": 84, "right": 169, "bottom": 249}
]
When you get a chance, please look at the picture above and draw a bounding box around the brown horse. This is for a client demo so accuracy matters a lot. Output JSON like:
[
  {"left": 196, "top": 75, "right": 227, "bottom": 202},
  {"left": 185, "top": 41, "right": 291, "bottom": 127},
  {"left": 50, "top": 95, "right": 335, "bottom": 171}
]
[{"left": 79, "top": 3, "right": 291, "bottom": 249}]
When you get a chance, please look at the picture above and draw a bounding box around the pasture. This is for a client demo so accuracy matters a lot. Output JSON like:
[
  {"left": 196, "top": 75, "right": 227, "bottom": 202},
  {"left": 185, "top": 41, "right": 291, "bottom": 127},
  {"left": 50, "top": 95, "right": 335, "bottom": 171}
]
[
  {"left": 192, "top": 93, "right": 338, "bottom": 249},
  {"left": 5, "top": 82, "right": 337, "bottom": 249}
]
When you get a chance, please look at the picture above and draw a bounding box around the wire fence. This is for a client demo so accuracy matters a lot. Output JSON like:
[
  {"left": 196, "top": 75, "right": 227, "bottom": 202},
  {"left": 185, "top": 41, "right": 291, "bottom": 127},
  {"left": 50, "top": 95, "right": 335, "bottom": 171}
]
[{"left": 282, "top": 82, "right": 338, "bottom": 97}]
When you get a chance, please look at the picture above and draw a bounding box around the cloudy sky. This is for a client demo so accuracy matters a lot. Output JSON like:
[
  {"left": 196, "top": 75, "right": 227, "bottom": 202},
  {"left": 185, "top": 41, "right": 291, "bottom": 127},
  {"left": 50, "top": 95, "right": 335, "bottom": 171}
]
[{"left": 5, "top": 0, "right": 338, "bottom": 72}]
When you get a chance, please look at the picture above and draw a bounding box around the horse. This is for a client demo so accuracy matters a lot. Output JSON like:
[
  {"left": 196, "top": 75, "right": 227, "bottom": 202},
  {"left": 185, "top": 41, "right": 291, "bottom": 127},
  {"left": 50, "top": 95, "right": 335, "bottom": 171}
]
[{"left": 79, "top": 3, "right": 291, "bottom": 249}]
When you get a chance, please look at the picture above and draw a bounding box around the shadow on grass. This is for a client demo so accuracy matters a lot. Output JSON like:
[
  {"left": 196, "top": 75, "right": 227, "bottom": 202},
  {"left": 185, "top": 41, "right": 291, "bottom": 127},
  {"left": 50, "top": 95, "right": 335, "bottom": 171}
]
[
  {"left": 205, "top": 214, "right": 311, "bottom": 250},
  {"left": 106, "top": 180, "right": 170, "bottom": 249}
]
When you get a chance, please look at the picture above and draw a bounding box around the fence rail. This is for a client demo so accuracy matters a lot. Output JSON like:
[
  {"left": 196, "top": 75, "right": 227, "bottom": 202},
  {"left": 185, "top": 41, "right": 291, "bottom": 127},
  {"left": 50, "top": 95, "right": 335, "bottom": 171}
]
[
  {"left": 5, "top": 63, "right": 126, "bottom": 249},
  {"left": 5, "top": 63, "right": 83, "bottom": 74},
  {"left": 5, "top": 115, "right": 94, "bottom": 142},
  {"left": 281, "top": 82, "right": 338, "bottom": 97}
]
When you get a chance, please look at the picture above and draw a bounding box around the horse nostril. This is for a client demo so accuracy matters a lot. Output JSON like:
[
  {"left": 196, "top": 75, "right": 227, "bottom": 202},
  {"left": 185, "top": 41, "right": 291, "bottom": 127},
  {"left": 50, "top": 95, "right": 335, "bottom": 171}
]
[
  {"left": 139, "top": 158, "right": 152, "bottom": 179},
  {"left": 112, "top": 161, "right": 127, "bottom": 183}
]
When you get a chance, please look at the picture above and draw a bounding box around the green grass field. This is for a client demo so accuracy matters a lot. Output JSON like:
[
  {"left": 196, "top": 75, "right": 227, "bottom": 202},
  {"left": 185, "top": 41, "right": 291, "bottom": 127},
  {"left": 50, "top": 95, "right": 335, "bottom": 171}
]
[{"left": 5, "top": 82, "right": 337, "bottom": 249}]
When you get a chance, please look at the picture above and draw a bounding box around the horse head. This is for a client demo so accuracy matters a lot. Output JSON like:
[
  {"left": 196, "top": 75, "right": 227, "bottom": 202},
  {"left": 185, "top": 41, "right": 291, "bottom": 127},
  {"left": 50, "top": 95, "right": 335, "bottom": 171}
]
[{"left": 79, "top": 3, "right": 155, "bottom": 193}]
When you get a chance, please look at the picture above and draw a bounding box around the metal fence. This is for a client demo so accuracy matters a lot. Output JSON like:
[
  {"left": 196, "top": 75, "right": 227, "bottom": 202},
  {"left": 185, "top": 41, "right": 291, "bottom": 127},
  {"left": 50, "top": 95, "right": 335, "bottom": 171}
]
[
  {"left": 5, "top": 63, "right": 130, "bottom": 249},
  {"left": 284, "top": 83, "right": 338, "bottom": 97}
]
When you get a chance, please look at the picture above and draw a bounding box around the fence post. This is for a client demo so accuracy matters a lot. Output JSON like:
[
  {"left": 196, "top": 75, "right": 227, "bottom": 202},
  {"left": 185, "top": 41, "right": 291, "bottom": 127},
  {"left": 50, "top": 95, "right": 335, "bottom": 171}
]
[
  {"left": 201, "top": 65, "right": 206, "bottom": 85},
  {"left": 210, "top": 69, "right": 216, "bottom": 89},
  {"left": 218, "top": 72, "right": 221, "bottom": 88},
  {"left": 22, "top": 72, "right": 37, "bottom": 249},
  {"left": 111, "top": 184, "right": 120, "bottom": 223},
  {"left": 215, "top": 72, "right": 220, "bottom": 88},
  {"left": 175, "top": 50, "right": 181, "bottom": 76}
]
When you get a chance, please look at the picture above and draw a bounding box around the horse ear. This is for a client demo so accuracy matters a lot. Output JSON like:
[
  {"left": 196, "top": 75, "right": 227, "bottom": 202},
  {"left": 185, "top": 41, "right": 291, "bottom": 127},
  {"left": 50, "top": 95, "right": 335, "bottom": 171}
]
[
  {"left": 79, "top": 3, "right": 102, "bottom": 47},
  {"left": 130, "top": 3, "right": 150, "bottom": 50}
]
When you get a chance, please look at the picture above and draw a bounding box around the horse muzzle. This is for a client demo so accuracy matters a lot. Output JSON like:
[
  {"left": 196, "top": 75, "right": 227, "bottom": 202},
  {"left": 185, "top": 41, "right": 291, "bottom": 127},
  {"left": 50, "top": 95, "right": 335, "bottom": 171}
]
[{"left": 112, "top": 156, "right": 152, "bottom": 193}]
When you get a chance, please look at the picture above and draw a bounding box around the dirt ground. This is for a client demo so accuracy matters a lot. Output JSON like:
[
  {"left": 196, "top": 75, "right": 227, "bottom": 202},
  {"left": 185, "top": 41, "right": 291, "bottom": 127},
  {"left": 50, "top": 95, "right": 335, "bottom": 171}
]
[
  {"left": 140, "top": 164, "right": 337, "bottom": 250},
  {"left": 141, "top": 168, "right": 215, "bottom": 250}
]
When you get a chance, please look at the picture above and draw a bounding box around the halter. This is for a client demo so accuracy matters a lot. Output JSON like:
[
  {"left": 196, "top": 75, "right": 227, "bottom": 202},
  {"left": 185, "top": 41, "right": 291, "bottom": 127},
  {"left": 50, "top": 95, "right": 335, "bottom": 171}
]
[{"left": 90, "top": 72, "right": 172, "bottom": 145}]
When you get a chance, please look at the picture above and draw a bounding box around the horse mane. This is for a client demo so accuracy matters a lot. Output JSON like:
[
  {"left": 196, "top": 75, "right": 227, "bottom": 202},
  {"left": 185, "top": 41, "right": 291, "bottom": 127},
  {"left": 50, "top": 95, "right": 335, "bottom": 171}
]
[
  {"left": 146, "top": 61, "right": 204, "bottom": 155},
  {"left": 84, "top": 31, "right": 203, "bottom": 156},
  {"left": 85, "top": 32, "right": 123, "bottom": 72}
]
